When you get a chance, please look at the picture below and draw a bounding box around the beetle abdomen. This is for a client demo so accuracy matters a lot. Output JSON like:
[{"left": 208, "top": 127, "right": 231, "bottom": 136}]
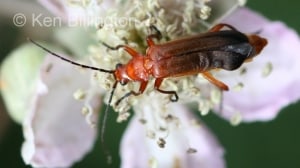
[{"left": 149, "top": 30, "right": 249, "bottom": 61}]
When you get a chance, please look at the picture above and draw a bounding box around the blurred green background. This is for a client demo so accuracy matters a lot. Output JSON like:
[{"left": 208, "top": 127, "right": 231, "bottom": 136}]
[{"left": 0, "top": 0, "right": 300, "bottom": 168}]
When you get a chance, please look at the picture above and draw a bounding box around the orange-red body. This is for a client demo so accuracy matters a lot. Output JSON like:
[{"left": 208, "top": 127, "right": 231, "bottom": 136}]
[{"left": 113, "top": 24, "right": 267, "bottom": 102}]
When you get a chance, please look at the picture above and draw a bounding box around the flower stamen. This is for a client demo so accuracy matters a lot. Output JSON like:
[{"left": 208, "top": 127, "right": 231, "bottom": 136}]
[{"left": 262, "top": 62, "right": 273, "bottom": 77}]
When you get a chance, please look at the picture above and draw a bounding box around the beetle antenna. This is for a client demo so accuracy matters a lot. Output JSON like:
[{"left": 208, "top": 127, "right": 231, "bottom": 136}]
[
  {"left": 27, "top": 38, "right": 115, "bottom": 74},
  {"left": 100, "top": 80, "right": 118, "bottom": 164}
]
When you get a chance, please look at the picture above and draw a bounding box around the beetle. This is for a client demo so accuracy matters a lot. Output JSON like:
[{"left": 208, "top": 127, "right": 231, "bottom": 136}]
[
  {"left": 29, "top": 23, "right": 267, "bottom": 162},
  {"left": 108, "top": 23, "right": 267, "bottom": 105},
  {"left": 29, "top": 23, "right": 267, "bottom": 106}
]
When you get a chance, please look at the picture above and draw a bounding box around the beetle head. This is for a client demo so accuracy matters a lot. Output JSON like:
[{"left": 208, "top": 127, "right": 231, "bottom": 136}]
[{"left": 114, "top": 63, "right": 130, "bottom": 85}]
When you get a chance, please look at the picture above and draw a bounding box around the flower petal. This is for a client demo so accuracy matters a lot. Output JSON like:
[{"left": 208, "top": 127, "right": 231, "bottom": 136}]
[
  {"left": 38, "top": 0, "right": 115, "bottom": 24},
  {"left": 21, "top": 55, "right": 101, "bottom": 167},
  {"left": 120, "top": 104, "right": 225, "bottom": 168},
  {"left": 217, "top": 7, "right": 300, "bottom": 121}
]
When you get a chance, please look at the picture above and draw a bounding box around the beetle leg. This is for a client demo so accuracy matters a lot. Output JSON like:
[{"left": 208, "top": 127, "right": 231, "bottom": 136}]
[
  {"left": 201, "top": 72, "right": 229, "bottom": 91},
  {"left": 154, "top": 78, "right": 178, "bottom": 102},
  {"left": 115, "top": 81, "right": 148, "bottom": 106},
  {"left": 101, "top": 41, "right": 140, "bottom": 58},
  {"left": 209, "top": 23, "right": 238, "bottom": 32},
  {"left": 147, "top": 25, "right": 162, "bottom": 46}
]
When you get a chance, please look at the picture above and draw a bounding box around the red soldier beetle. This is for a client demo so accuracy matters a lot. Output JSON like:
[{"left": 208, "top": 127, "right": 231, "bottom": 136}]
[
  {"left": 29, "top": 23, "right": 267, "bottom": 107},
  {"left": 29, "top": 23, "right": 267, "bottom": 161}
]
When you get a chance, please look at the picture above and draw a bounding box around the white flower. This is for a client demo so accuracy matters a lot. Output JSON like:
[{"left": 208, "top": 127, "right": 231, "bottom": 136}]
[{"left": 1, "top": 0, "right": 300, "bottom": 167}]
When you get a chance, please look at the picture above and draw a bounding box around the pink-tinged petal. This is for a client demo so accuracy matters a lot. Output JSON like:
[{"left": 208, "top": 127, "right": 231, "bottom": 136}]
[
  {"left": 21, "top": 55, "right": 101, "bottom": 167},
  {"left": 38, "top": 0, "right": 115, "bottom": 23},
  {"left": 221, "top": 7, "right": 269, "bottom": 32},
  {"left": 217, "top": 7, "right": 300, "bottom": 121},
  {"left": 121, "top": 104, "right": 225, "bottom": 168}
]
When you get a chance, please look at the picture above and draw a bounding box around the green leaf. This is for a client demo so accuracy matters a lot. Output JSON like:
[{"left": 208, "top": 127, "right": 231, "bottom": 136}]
[{"left": 0, "top": 43, "right": 45, "bottom": 124}]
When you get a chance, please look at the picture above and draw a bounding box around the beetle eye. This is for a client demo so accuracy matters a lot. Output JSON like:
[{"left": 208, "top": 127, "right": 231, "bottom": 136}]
[
  {"left": 116, "top": 63, "right": 123, "bottom": 69},
  {"left": 120, "top": 80, "right": 128, "bottom": 86}
]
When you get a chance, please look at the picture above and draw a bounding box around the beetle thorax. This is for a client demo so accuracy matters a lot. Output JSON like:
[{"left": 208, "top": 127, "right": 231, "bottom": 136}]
[{"left": 115, "top": 56, "right": 150, "bottom": 83}]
